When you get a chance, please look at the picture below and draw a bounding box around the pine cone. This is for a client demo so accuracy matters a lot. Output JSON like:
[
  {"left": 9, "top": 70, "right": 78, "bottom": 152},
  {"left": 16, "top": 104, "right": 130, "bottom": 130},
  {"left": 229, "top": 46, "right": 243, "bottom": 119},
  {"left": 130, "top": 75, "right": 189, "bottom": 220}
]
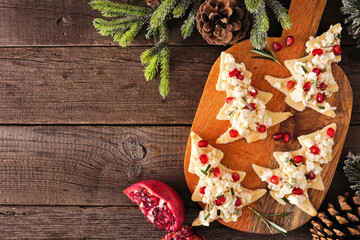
[
  {"left": 196, "top": 0, "right": 250, "bottom": 46},
  {"left": 145, "top": 0, "right": 159, "bottom": 9},
  {"left": 310, "top": 192, "right": 360, "bottom": 239}
]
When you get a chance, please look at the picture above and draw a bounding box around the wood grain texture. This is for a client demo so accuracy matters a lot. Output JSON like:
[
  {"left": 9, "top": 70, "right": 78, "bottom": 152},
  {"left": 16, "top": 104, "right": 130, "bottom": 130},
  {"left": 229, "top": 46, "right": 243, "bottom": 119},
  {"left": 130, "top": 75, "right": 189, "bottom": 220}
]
[{"left": 184, "top": 0, "right": 353, "bottom": 233}]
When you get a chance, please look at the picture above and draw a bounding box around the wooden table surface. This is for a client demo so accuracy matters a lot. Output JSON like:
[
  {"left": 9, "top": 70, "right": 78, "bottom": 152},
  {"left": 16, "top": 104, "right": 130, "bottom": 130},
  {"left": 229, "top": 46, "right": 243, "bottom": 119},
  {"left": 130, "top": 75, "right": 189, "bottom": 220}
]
[{"left": 0, "top": 1, "right": 358, "bottom": 239}]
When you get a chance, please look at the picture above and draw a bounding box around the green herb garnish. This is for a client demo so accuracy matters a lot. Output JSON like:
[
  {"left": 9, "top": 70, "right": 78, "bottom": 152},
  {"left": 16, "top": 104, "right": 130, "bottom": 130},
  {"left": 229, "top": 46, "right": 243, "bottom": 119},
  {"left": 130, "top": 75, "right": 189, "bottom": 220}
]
[
  {"left": 241, "top": 97, "right": 253, "bottom": 111},
  {"left": 289, "top": 158, "right": 298, "bottom": 167},
  {"left": 321, "top": 68, "right": 327, "bottom": 73},
  {"left": 282, "top": 197, "right": 289, "bottom": 203},
  {"left": 200, "top": 170, "right": 207, "bottom": 175},
  {"left": 208, "top": 169, "right": 214, "bottom": 178},
  {"left": 301, "top": 65, "right": 308, "bottom": 74},
  {"left": 285, "top": 183, "right": 293, "bottom": 189},
  {"left": 231, "top": 187, "right": 235, "bottom": 196},
  {"left": 216, "top": 195, "right": 224, "bottom": 199},
  {"left": 204, "top": 212, "right": 210, "bottom": 220},
  {"left": 250, "top": 43, "right": 281, "bottom": 65},
  {"left": 248, "top": 207, "right": 288, "bottom": 236},
  {"left": 324, "top": 44, "right": 335, "bottom": 48},
  {"left": 201, "top": 164, "right": 211, "bottom": 176},
  {"left": 318, "top": 105, "right": 325, "bottom": 110},
  {"left": 228, "top": 110, "right": 234, "bottom": 116}
]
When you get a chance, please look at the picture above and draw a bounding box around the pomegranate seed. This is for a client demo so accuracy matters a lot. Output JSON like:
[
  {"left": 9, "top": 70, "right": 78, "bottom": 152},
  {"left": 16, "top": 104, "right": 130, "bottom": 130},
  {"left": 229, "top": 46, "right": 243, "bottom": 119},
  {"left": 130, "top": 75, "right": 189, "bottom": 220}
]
[
  {"left": 293, "top": 155, "right": 304, "bottom": 164},
  {"left": 199, "top": 187, "right": 206, "bottom": 194},
  {"left": 235, "top": 197, "right": 242, "bottom": 207},
  {"left": 307, "top": 171, "right": 316, "bottom": 180},
  {"left": 310, "top": 145, "right": 320, "bottom": 154},
  {"left": 287, "top": 80, "right": 295, "bottom": 90},
  {"left": 229, "top": 69, "right": 240, "bottom": 77},
  {"left": 229, "top": 129, "right": 239, "bottom": 138},
  {"left": 270, "top": 175, "right": 279, "bottom": 185},
  {"left": 273, "top": 42, "right": 282, "bottom": 51},
  {"left": 303, "top": 82, "right": 311, "bottom": 92},
  {"left": 213, "top": 167, "right": 220, "bottom": 177},
  {"left": 312, "top": 49, "right": 323, "bottom": 56},
  {"left": 292, "top": 187, "right": 303, "bottom": 195},
  {"left": 236, "top": 72, "right": 244, "bottom": 80},
  {"left": 258, "top": 125, "right": 266, "bottom": 133},
  {"left": 332, "top": 44, "right": 342, "bottom": 55},
  {"left": 198, "top": 140, "right": 208, "bottom": 148},
  {"left": 319, "top": 82, "right": 328, "bottom": 90},
  {"left": 245, "top": 103, "right": 257, "bottom": 110},
  {"left": 312, "top": 68, "right": 322, "bottom": 76},
  {"left": 232, "top": 172, "right": 240, "bottom": 182},
  {"left": 286, "top": 36, "right": 295, "bottom": 46},
  {"left": 215, "top": 196, "right": 226, "bottom": 206},
  {"left": 283, "top": 133, "right": 290, "bottom": 143},
  {"left": 250, "top": 89, "right": 258, "bottom": 97},
  {"left": 327, "top": 128, "right": 335, "bottom": 138},
  {"left": 272, "top": 132, "right": 284, "bottom": 141},
  {"left": 316, "top": 93, "right": 325, "bottom": 103},
  {"left": 199, "top": 154, "right": 208, "bottom": 164},
  {"left": 226, "top": 97, "right": 235, "bottom": 104}
]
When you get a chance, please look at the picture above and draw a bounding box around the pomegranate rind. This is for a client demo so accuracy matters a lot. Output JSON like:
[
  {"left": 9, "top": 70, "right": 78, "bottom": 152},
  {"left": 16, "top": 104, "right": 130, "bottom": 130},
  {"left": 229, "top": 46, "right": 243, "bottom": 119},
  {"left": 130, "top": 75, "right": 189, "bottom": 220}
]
[
  {"left": 162, "top": 225, "right": 206, "bottom": 240},
  {"left": 124, "top": 179, "right": 185, "bottom": 232}
]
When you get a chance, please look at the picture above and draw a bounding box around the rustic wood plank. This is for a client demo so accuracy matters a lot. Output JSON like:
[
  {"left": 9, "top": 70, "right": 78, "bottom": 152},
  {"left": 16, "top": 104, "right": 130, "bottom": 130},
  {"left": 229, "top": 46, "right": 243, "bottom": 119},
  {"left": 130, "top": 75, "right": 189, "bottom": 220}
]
[
  {"left": 0, "top": 205, "right": 314, "bottom": 239},
  {"left": 0, "top": 46, "right": 358, "bottom": 124},
  {"left": 0, "top": 125, "right": 355, "bottom": 207},
  {"left": 0, "top": 0, "right": 356, "bottom": 47}
]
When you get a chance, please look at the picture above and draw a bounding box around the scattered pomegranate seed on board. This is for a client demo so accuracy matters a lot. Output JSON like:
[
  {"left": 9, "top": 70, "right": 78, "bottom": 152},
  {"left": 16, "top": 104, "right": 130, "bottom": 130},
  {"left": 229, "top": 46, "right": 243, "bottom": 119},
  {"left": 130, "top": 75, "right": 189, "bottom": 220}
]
[
  {"left": 286, "top": 36, "right": 295, "bottom": 46},
  {"left": 273, "top": 42, "right": 282, "bottom": 51}
]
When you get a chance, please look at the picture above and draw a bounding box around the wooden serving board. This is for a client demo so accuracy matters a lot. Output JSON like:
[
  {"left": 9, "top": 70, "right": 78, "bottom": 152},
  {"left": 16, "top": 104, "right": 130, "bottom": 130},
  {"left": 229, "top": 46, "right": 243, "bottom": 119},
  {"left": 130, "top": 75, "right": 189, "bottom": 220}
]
[{"left": 183, "top": 0, "right": 353, "bottom": 233}]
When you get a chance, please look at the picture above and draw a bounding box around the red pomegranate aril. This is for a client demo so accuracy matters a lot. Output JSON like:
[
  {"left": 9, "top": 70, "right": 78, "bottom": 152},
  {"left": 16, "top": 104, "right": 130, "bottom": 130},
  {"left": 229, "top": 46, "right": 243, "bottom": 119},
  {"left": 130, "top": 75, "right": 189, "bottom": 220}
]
[
  {"left": 303, "top": 81, "right": 311, "bottom": 92},
  {"left": 316, "top": 93, "right": 325, "bottom": 103},
  {"left": 226, "top": 97, "right": 235, "bottom": 104},
  {"left": 213, "top": 167, "right": 221, "bottom": 177},
  {"left": 162, "top": 225, "right": 206, "bottom": 240},
  {"left": 332, "top": 44, "right": 342, "bottom": 55},
  {"left": 312, "top": 68, "right": 322, "bottom": 76},
  {"left": 319, "top": 82, "right": 328, "bottom": 90},
  {"left": 236, "top": 72, "right": 244, "bottom": 80},
  {"left": 287, "top": 80, "right": 295, "bottom": 90},
  {"left": 273, "top": 42, "right": 282, "bottom": 51},
  {"left": 327, "top": 127, "right": 335, "bottom": 138},
  {"left": 286, "top": 36, "right": 295, "bottom": 46},
  {"left": 293, "top": 187, "right": 303, "bottom": 195},
  {"left": 307, "top": 171, "right": 316, "bottom": 180},
  {"left": 229, "top": 68, "right": 240, "bottom": 77},
  {"left": 232, "top": 172, "right": 240, "bottom": 182},
  {"left": 199, "top": 154, "right": 208, "bottom": 164},
  {"left": 229, "top": 129, "right": 239, "bottom": 138},
  {"left": 235, "top": 196, "right": 242, "bottom": 207},
  {"left": 272, "top": 133, "right": 284, "bottom": 141},
  {"left": 283, "top": 133, "right": 290, "bottom": 143},
  {"left": 199, "top": 187, "right": 206, "bottom": 194},
  {"left": 270, "top": 175, "right": 279, "bottom": 185},
  {"left": 310, "top": 145, "right": 320, "bottom": 155},
  {"left": 215, "top": 196, "right": 226, "bottom": 206},
  {"left": 258, "top": 125, "right": 266, "bottom": 133},
  {"left": 245, "top": 103, "right": 257, "bottom": 111},
  {"left": 312, "top": 49, "right": 323, "bottom": 56},
  {"left": 250, "top": 89, "right": 258, "bottom": 96},
  {"left": 293, "top": 155, "right": 304, "bottom": 164},
  {"left": 198, "top": 140, "right": 208, "bottom": 148}
]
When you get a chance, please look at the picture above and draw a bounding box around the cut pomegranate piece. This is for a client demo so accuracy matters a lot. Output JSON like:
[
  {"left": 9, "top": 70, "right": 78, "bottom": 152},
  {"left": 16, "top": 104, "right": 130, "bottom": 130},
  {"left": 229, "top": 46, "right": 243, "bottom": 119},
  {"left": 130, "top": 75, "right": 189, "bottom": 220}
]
[
  {"left": 273, "top": 42, "right": 282, "bottom": 51},
  {"left": 198, "top": 140, "right": 208, "bottom": 148},
  {"left": 312, "top": 68, "right": 322, "bottom": 76},
  {"left": 229, "top": 129, "right": 239, "bottom": 138},
  {"left": 293, "top": 155, "right": 304, "bottom": 164},
  {"left": 124, "top": 180, "right": 185, "bottom": 232},
  {"left": 213, "top": 167, "right": 221, "bottom": 177},
  {"left": 292, "top": 187, "right": 303, "bottom": 195},
  {"left": 307, "top": 171, "right": 316, "bottom": 180},
  {"left": 327, "top": 127, "right": 335, "bottom": 138},
  {"left": 287, "top": 80, "right": 295, "bottom": 90},
  {"left": 215, "top": 196, "right": 226, "bottom": 206},
  {"left": 229, "top": 69, "right": 240, "bottom": 77},
  {"left": 231, "top": 172, "right": 240, "bottom": 182},
  {"left": 272, "top": 133, "right": 284, "bottom": 141},
  {"left": 286, "top": 36, "right": 295, "bottom": 46},
  {"left": 225, "top": 97, "right": 235, "bottom": 104},
  {"left": 312, "top": 49, "right": 323, "bottom": 56},
  {"left": 283, "top": 133, "right": 290, "bottom": 143},
  {"left": 270, "top": 175, "right": 279, "bottom": 185},
  {"left": 199, "top": 154, "right": 208, "bottom": 164},
  {"left": 316, "top": 93, "right": 325, "bottom": 103},
  {"left": 162, "top": 225, "right": 206, "bottom": 240},
  {"left": 257, "top": 125, "right": 266, "bottom": 133},
  {"left": 249, "top": 89, "right": 258, "bottom": 97},
  {"left": 319, "top": 82, "right": 328, "bottom": 90},
  {"left": 310, "top": 145, "right": 320, "bottom": 155},
  {"left": 199, "top": 187, "right": 206, "bottom": 195},
  {"left": 332, "top": 44, "right": 342, "bottom": 55},
  {"left": 235, "top": 196, "right": 242, "bottom": 207},
  {"left": 303, "top": 82, "right": 311, "bottom": 92}
]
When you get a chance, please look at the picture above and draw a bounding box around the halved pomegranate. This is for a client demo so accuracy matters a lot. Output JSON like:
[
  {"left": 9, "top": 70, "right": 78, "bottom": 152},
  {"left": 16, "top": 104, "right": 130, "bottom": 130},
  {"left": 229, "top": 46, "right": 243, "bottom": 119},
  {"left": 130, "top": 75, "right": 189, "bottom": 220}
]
[
  {"left": 162, "top": 225, "right": 206, "bottom": 240},
  {"left": 124, "top": 180, "right": 185, "bottom": 232}
]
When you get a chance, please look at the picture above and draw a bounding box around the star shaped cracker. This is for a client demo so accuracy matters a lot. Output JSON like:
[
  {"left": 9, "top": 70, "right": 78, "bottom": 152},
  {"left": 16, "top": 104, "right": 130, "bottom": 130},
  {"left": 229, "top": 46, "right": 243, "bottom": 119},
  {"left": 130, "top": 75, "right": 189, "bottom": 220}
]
[
  {"left": 252, "top": 123, "right": 336, "bottom": 216},
  {"left": 265, "top": 24, "right": 342, "bottom": 118},
  {"left": 189, "top": 132, "right": 266, "bottom": 226},
  {"left": 215, "top": 52, "right": 292, "bottom": 144}
]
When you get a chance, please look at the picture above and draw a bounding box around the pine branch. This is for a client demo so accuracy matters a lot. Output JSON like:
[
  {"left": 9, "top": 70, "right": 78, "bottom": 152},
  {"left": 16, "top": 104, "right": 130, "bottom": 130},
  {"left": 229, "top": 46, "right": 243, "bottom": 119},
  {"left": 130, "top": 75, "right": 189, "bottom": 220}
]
[
  {"left": 245, "top": 0, "right": 264, "bottom": 13},
  {"left": 93, "top": 16, "right": 146, "bottom": 36},
  {"left": 173, "top": 0, "right": 194, "bottom": 18},
  {"left": 250, "top": 1, "right": 269, "bottom": 49},
  {"left": 114, "top": 22, "right": 143, "bottom": 47},
  {"left": 159, "top": 46, "right": 170, "bottom": 98},
  {"left": 266, "top": 0, "right": 292, "bottom": 30},
  {"left": 181, "top": 0, "right": 202, "bottom": 39},
  {"left": 150, "top": 0, "right": 177, "bottom": 28},
  {"left": 90, "top": 0, "right": 152, "bottom": 17},
  {"left": 341, "top": 0, "right": 360, "bottom": 47},
  {"left": 344, "top": 152, "right": 360, "bottom": 195},
  {"left": 144, "top": 54, "right": 160, "bottom": 81},
  {"left": 141, "top": 41, "right": 167, "bottom": 64}
]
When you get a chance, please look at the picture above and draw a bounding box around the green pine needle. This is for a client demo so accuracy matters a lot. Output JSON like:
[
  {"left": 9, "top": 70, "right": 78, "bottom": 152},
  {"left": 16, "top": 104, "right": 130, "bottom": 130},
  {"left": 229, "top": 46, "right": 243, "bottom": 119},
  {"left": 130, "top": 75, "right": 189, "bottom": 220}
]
[
  {"left": 159, "top": 46, "right": 170, "bottom": 98},
  {"left": 181, "top": 0, "right": 202, "bottom": 39},
  {"left": 113, "top": 22, "right": 143, "bottom": 47},
  {"left": 344, "top": 152, "right": 360, "bottom": 194},
  {"left": 144, "top": 54, "right": 160, "bottom": 81},
  {"left": 173, "top": 0, "right": 193, "bottom": 18},
  {"left": 150, "top": 0, "right": 177, "bottom": 29},
  {"left": 341, "top": 0, "right": 360, "bottom": 47},
  {"left": 93, "top": 17, "right": 140, "bottom": 36},
  {"left": 245, "top": 0, "right": 263, "bottom": 13},
  {"left": 90, "top": 0, "right": 152, "bottom": 17},
  {"left": 250, "top": 1, "right": 269, "bottom": 49},
  {"left": 266, "top": 0, "right": 292, "bottom": 30}
]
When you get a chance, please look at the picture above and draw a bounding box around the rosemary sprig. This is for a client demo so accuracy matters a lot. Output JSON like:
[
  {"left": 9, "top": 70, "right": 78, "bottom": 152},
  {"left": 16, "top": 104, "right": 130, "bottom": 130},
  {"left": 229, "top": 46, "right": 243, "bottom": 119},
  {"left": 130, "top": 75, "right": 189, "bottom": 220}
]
[
  {"left": 301, "top": 65, "right": 308, "bottom": 74},
  {"left": 289, "top": 158, "right": 298, "bottom": 167},
  {"left": 318, "top": 105, "right": 325, "bottom": 110},
  {"left": 282, "top": 197, "right": 289, "bottom": 203},
  {"left": 248, "top": 207, "right": 288, "bottom": 236},
  {"left": 241, "top": 97, "right": 254, "bottom": 111},
  {"left": 250, "top": 42, "right": 281, "bottom": 65},
  {"left": 228, "top": 110, "right": 234, "bottom": 116}
]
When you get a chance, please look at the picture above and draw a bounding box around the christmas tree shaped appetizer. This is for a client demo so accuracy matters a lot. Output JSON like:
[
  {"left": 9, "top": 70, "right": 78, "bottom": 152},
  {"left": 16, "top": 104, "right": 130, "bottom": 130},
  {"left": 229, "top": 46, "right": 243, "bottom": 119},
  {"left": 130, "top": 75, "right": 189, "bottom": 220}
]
[
  {"left": 216, "top": 52, "right": 292, "bottom": 144},
  {"left": 189, "top": 132, "right": 266, "bottom": 226},
  {"left": 265, "top": 24, "right": 342, "bottom": 118},
  {"left": 252, "top": 123, "right": 336, "bottom": 216}
]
